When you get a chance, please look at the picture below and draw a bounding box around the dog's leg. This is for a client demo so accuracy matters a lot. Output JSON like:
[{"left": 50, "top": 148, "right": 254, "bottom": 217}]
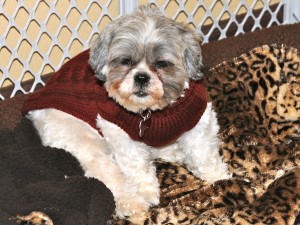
[
  {"left": 96, "top": 115, "right": 160, "bottom": 209},
  {"left": 27, "top": 109, "right": 150, "bottom": 218},
  {"left": 178, "top": 103, "right": 231, "bottom": 182}
]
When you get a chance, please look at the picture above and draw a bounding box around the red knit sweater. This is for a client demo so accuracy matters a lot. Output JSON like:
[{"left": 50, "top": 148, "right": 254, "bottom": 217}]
[{"left": 22, "top": 50, "right": 207, "bottom": 147}]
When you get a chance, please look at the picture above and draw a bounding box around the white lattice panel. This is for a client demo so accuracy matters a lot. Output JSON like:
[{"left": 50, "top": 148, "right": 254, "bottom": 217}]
[
  {"left": 0, "top": 0, "right": 118, "bottom": 100},
  {"left": 142, "top": 0, "right": 291, "bottom": 43},
  {"left": 1, "top": 0, "right": 299, "bottom": 100}
]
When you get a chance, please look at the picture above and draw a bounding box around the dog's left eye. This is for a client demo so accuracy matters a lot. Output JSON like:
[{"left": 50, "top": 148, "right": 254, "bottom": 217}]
[
  {"left": 120, "top": 58, "right": 133, "bottom": 66},
  {"left": 155, "top": 61, "right": 170, "bottom": 69}
]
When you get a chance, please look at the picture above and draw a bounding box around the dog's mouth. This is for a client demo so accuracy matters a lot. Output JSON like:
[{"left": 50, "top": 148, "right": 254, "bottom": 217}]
[{"left": 134, "top": 91, "right": 148, "bottom": 97}]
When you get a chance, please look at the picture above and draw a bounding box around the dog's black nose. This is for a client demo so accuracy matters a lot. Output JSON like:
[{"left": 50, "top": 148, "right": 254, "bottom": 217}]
[{"left": 134, "top": 73, "right": 150, "bottom": 86}]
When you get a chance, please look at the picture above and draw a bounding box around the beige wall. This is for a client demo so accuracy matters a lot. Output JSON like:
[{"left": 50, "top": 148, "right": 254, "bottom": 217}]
[{"left": 1, "top": 0, "right": 280, "bottom": 87}]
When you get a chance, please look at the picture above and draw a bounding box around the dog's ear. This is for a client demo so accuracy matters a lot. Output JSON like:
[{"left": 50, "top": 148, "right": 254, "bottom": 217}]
[
  {"left": 181, "top": 27, "right": 203, "bottom": 81},
  {"left": 89, "top": 26, "right": 115, "bottom": 81}
]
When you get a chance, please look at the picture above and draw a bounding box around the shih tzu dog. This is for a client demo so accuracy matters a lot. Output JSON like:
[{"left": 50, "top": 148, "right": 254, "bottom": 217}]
[{"left": 24, "top": 5, "right": 230, "bottom": 220}]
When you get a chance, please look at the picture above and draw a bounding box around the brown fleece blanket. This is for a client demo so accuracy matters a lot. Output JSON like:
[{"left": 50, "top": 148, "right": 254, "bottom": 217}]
[{"left": 1, "top": 22, "right": 300, "bottom": 225}]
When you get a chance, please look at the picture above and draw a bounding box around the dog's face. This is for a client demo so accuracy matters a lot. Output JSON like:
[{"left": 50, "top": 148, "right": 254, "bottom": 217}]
[{"left": 89, "top": 5, "right": 203, "bottom": 113}]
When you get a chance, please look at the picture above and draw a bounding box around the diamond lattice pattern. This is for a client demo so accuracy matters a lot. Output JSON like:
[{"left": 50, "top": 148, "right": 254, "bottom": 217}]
[
  {"left": 0, "top": 0, "right": 118, "bottom": 99},
  {"left": 141, "top": 0, "right": 284, "bottom": 42}
]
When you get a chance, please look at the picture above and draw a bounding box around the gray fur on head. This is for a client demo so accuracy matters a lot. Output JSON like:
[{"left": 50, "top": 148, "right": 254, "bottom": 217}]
[
  {"left": 88, "top": 22, "right": 115, "bottom": 81},
  {"left": 89, "top": 4, "right": 203, "bottom": 82}
]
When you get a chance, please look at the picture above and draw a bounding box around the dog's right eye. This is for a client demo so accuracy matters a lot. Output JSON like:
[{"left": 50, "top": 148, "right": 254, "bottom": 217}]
[
  {"left": 155, "top": 60, "right": 170, "bottom": 69},
  {"left": 120, "top": 58, "right": 132, "bottom": 66}
]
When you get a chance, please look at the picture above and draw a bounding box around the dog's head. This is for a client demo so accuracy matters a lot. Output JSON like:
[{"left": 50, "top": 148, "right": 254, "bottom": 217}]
[{"left": 89, "top": 5, "right": 203, "bottom": 113}]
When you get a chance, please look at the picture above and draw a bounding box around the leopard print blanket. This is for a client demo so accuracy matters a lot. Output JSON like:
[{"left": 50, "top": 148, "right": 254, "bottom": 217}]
[{"left": 113, "top": 44, "right": 300, "bottom": 225}]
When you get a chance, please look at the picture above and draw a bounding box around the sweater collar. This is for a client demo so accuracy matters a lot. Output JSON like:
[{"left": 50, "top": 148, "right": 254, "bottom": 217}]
[{"left": 97, "top": 79, "right": 207, "bottom": 147}]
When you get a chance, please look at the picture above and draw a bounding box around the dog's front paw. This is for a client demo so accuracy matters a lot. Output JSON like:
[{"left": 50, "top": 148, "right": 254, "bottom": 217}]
[
  {"left": 189, "top": 161, "right": 231, "bottom": 183},
  {"left": 140, "top": 190, "right": 160, "bottom": 206},
  {"left": 115, "top": 195, "right": 149, "bottom": 219},
  {"left": 138, "top": 181, "right": 160, "bottom": 206}
]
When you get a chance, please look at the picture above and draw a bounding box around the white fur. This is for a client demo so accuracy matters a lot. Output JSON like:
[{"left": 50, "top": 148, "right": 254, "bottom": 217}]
[
  {"left": 141, "top": 18, "right": 161, "bottom": 44},
  {"left": 28, "top": 102, "right": 230, "bottom": 219},
  {"left": 101, "top": 65, "right": 108, "bottom": 75}
]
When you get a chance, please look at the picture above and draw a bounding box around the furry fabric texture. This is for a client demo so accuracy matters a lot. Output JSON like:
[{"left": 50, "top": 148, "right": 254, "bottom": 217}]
[
  {"left": 112, "top": 44, "right": 300, "bottom": 225},
  {"left": 0, "top": 118, "right": 115, "bottom": 225}
]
